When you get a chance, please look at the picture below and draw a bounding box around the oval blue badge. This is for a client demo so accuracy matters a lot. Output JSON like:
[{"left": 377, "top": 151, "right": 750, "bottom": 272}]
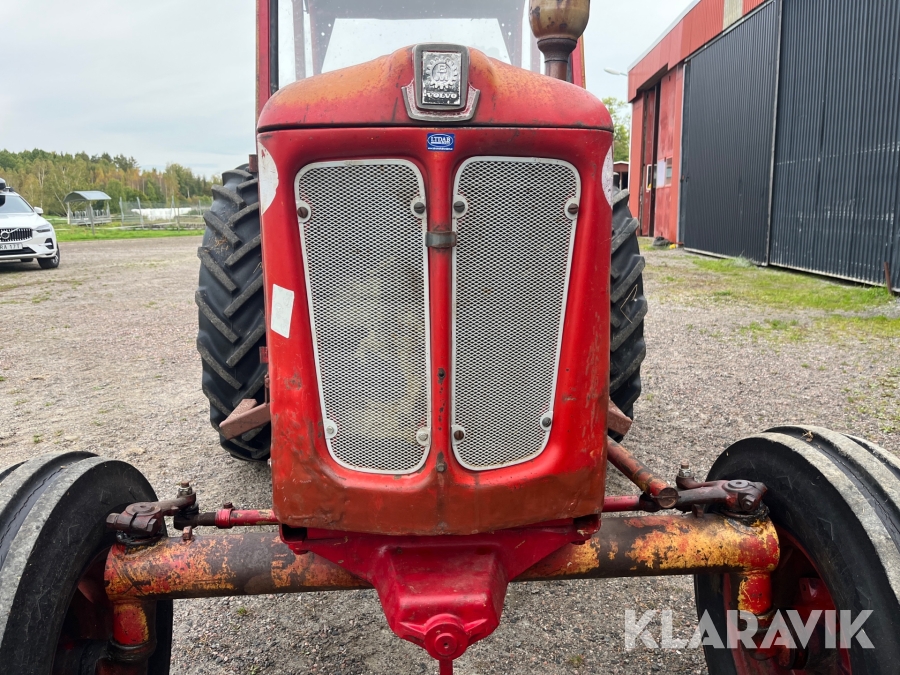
[{"left": 427, "top": 133, "right": 455, "bottom": 152}]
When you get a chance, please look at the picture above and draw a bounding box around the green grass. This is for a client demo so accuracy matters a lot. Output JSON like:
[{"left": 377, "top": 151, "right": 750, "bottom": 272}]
[
  {"left": 647, "top": 252, "right": 900, "bottom": 342},
  {"left": 818, "top": 315, "right": 900, "bottom": 340},
  {"left": 54, "top": 227, "right": 202, "bottom": 242},
  {"left": 740, "top": 318, "right": 805, "bottom": 342},
  {"left": 692, "top": 257, "right": 894, "bottom": 312}
]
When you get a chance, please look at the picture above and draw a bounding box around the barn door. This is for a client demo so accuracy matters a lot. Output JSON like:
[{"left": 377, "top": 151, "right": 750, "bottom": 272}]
[
  {"left": 679, "top": 1, "right": 779, "bottom": 262},
  {"left": 638, "top": 84, "right": 660, "bottom": 237}
]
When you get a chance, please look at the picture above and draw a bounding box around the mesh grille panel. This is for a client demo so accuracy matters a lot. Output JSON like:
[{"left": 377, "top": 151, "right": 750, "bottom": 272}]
[
  {"left": 297, "top": 162, "right": 429, "bottom": 473},
  {"left": 453, "top": 158, "right": 578, "bottom": 469}
]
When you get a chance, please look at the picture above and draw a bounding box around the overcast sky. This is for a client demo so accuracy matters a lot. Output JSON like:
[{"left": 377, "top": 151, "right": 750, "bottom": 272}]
[{"left": 1, "top": 0, "right": 692, "bottom": 177}]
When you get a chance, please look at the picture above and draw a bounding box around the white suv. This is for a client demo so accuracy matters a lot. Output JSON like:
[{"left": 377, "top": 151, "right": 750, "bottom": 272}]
[{"left": 0, "top": 178, "right": 59, "bottom": 269}]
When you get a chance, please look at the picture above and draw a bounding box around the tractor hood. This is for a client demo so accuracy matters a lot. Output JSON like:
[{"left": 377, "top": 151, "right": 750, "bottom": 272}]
[{"left": 257, "top": 46, "right": 612, "bottom": 131}]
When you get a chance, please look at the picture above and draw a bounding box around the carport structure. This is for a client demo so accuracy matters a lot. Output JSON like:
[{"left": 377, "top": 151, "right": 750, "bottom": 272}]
[{"left": 64, "top": 190, "right": 112, "bottom": 235}]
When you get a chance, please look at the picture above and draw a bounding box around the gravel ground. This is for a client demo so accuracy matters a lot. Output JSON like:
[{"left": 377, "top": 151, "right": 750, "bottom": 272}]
[{"left": 1, "top": 237, "right": 897, "bottom": 675}]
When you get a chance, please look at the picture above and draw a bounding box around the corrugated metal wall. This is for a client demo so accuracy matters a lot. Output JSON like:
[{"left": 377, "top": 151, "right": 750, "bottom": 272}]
[
  {"left": 742, "top": 0, "right": 767, "bottom": 14},
  {"left": 769, "top": 0, "right": 900, "bottom": 290},
  {"left": 679, "top": 2, "right": 779, "bottom": 261}
]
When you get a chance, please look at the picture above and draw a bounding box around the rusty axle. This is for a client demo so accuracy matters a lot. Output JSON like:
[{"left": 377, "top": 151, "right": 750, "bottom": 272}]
[{"left": 105, "top": 514, "right": 778, "bottom": 603}]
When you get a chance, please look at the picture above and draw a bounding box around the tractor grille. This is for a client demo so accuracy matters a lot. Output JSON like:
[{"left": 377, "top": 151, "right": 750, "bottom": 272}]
[
  {"left": 452, "top": 158, "right": 579, "bottom": 470},
  {"left": 297, "top": 161, "right": 430, "bottom": 474},
  {"left": 0, "top": 228, "right": 32, "bottom": 242}
]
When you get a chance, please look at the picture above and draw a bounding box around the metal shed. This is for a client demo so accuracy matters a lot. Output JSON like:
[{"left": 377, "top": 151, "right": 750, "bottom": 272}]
[
  {"left": 64, "top": 190, "right": 113, "bottom": 228},
  {"left": 627, "top": 0, "right": 900, "bottom": 291}
]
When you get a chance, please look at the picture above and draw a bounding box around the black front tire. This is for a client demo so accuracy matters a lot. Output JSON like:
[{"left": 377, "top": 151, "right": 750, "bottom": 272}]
[
  {"left": 696, "top": 426, "right": 900, "bottom": 674},
  {"left": 0, "top": 452, "right": 172, "bottom": 674},
  {"left": 38, "top": 248, "right": 60, "bottom": 269},
  {"left": 196, "top": 166, "right": 270, "bottom": 461}
]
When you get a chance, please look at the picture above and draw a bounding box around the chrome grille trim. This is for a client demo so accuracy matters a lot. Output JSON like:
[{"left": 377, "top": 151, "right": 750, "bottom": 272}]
[
  {"left": 0, "top": 228, "right": 32, "bottom": 242},
  {"left": 451, "top": 157, "right": 580, "bottom": 470},
  {"left": 296, "top": 160, "right": 431, "bottom": 474}
]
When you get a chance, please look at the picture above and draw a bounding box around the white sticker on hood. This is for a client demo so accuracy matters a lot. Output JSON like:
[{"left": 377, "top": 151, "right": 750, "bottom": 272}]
[
  {"left": 602, "top": 147, "right": 614, "bottom": 206},
  {"left": 257, "top": 143, "right": 279, "bottom": 214},
  {"left": 270, "top": 284, "right": 294, "bottom": 339}
]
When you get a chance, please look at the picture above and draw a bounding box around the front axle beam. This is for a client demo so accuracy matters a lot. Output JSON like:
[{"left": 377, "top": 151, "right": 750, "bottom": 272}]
[{"left": 105, "top": 513, "right": 778, "bottom": 605}]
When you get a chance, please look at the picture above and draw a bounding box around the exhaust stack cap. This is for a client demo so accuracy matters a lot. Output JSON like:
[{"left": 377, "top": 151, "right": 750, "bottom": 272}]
[{"left": 529, "top": 0, "right": 591, "bottom": 81}]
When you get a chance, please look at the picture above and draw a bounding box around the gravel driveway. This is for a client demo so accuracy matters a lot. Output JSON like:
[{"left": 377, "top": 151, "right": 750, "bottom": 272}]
[{"left": 1, "top": 237, "right": 897, "bottom": 675}]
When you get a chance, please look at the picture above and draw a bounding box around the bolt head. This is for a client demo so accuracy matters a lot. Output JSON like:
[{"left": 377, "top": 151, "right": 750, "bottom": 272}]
[
  {"left": 297, "top": 205, "right": 309, "bottom": 219},
  {"left": 416, "top": 428, "right": 430, "bottom": 446},
  {"left": 540, "top": 414, "right": 553, "bottom": 430},
  {"left": 453, "top": 200, "right": 466, "bottom": 214},
  {"left": 413, "top": 201, "right": 426, "bottom": 215},
  {"left": 453, "top": 429, "right": 465, "bottom": 441},
  {"left": 223, "top": 502, "right": 234, "bottom": 510},
  {"left": 567, "top": 203, "right": 579, "bottom": 215},
  {"left": 323, "top": 419, "right": 338, "bottom": 439}
]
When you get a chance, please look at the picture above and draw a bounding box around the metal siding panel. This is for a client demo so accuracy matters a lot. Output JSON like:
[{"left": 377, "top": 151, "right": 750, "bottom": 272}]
[
  {"left": 680, "top": 2, "right": 779, "bottom": 261},
  {"left": 770, "top": 0, "right": 900, "bottom": 288},
  {"left": 654, "top": 72, "right": 679, "bottom": 243},
  {"left": 681, "top": 0, "right": 726, "bottom": 59},
  {"left": 628, "top": 34, "right": 672, "bottom": 102},
  {"left": 671, "top": 64, "right": 686, "bottom": 244},
  {"left": 743, "top": 0, "right": 767, "bottom": 14},
  {"left": 628, "top": 96, "right": 644, "bottom": 218},
  {"left": 628, "top": 0, "right": 728, "bottom": 101}
]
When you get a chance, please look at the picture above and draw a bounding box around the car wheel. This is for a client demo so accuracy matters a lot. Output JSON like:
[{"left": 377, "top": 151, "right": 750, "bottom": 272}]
[{"left": 38, "top": 247, "right": 60, "bottom": 269}]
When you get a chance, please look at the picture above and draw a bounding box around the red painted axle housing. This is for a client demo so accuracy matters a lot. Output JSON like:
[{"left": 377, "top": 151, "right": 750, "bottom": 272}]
[{"left": 256, "top": 48, "right": 615, "bottom": 537}]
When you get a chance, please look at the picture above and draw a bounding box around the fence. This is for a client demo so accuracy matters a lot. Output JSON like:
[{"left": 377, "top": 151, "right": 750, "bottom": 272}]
[
  {"left": 68, "top": 205, "right": 113, "bottom": 226},
  {"left": 112, "top": 198, "right": 212, "bottom": 230}
]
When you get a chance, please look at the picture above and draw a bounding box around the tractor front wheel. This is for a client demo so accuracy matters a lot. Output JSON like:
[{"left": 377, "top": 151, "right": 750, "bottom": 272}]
[
  {"left": 696, "top": 426, "right": 900, "bottom": 674},
  {"left": 0, "top": 452, "right": 173, "bottom": 674}
]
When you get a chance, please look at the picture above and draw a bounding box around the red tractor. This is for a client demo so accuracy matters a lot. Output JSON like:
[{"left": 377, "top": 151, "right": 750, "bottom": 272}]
[{"left": 2, "top": 2, "right": 899, "bottom": 673}]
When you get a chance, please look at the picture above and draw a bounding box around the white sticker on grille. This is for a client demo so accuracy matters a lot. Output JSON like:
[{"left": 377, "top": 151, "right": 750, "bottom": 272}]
[
  {"left": 452, "top": 157, "right": 579, "bottom": 470},
  {"left": 270, "top": 284, "right": 294, "bottom": 339},
  {"left": 257, "top": 143, "right": 279, "bottom": 214},
  {"left": 602, "top": 148, "right": 614, "bottom": 206},
  {"left": 296, "top": 160, "right": 430, "bottom": 474}
]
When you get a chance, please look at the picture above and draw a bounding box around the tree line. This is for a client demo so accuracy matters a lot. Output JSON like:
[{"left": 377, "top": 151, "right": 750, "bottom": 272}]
[
  {"left": 601, "top": 97, "right": 631, "bottom": 164},
  {"left": 0, "top": 149, "right": 221, "bottom": 216}
]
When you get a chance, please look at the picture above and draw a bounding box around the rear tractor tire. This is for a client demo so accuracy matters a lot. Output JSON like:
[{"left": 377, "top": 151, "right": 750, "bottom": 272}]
[
  {"left": 196, "top": 165, "right": 270, "bottom": 461},
  {"left": 696, "top": 426, "right": 900, "bottom": 674},
  {"left": 609, "top": 188, "right": 647, "bottom": 436},
  {"left": 0, "top": 452, "right": 173, "bottom": 674}
]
